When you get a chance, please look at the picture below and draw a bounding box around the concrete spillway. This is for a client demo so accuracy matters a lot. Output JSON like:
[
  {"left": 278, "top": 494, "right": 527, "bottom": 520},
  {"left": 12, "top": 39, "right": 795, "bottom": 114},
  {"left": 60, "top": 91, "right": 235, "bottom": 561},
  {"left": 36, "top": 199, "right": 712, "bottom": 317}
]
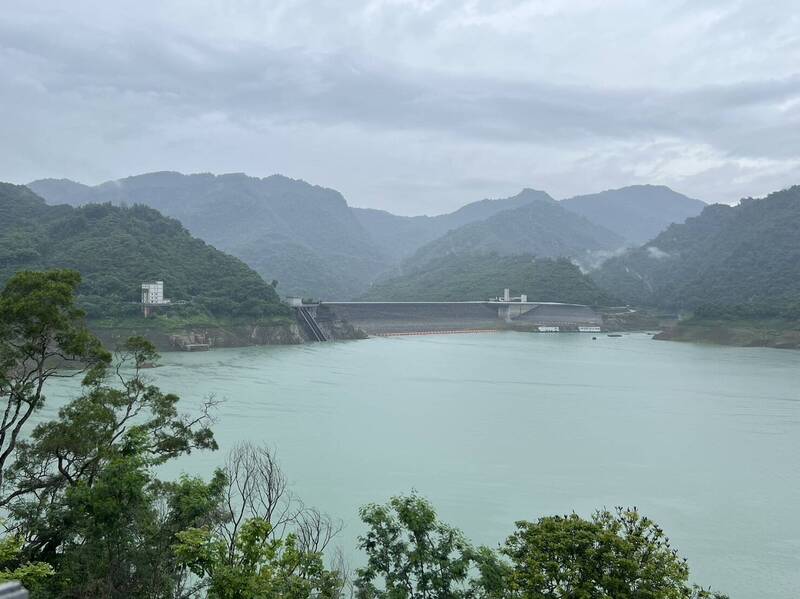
[{"left": 319, "top": 302, "right": 603, "bottom": 336}]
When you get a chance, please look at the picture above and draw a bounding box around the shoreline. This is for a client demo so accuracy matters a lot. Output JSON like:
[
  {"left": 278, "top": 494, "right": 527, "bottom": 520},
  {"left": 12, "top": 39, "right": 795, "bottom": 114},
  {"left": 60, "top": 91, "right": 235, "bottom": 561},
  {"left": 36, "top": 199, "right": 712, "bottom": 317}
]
[
  {"left": 654, "top": 321, "right": 800, "bottom": 350},
  {"left": 89, "top": 315, "right": 800, "bottom": 352}
]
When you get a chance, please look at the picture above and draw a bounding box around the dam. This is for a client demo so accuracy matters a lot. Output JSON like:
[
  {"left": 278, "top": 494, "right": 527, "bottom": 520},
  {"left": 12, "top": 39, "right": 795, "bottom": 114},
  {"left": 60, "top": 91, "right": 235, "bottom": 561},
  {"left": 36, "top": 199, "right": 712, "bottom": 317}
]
[{"left": 313, "top": 301, "right": 604, "bottom": 337}]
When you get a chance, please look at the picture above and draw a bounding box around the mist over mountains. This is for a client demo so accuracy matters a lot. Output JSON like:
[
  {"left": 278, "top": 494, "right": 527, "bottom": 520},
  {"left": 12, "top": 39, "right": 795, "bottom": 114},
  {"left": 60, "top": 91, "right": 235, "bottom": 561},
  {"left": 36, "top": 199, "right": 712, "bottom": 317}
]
[{"left": 29, "top": 172, "right": 706, "bottom": 301}]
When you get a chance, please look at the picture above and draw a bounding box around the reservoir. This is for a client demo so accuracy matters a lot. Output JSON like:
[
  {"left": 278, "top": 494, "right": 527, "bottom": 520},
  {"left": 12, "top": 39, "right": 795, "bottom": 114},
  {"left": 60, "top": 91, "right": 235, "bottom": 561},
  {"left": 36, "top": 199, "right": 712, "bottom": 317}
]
[{"left": 45, "top": 332, "right": 800, "bottom": 598}]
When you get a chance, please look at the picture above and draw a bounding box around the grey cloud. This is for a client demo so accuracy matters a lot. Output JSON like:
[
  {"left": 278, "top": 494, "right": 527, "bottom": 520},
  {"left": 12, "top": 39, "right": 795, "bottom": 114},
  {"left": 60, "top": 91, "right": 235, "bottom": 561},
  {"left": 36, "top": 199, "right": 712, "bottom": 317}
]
[
  {"left": 8, "top": 22, "right": 798, "bottom": 151},
  {"left": 1, "top": 0, "right": 799, "bottom": 212}
]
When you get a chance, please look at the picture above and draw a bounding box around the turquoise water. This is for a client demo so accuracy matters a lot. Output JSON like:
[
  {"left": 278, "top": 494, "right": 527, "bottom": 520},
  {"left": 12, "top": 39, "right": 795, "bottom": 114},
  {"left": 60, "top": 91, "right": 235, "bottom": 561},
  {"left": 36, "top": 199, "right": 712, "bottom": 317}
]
[{"left": 44, "top": 332, "right": 800, "bottom": 598}]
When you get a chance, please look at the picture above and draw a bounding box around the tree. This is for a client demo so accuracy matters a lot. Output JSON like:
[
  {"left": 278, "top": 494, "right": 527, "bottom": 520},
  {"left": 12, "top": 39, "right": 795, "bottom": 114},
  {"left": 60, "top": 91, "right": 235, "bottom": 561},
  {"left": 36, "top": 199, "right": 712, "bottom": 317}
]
[
  {"left": 175, "top": 518, "right": 342, "bottom": 599},
  {"left": 4, "top": 336, "right": 218, "bottom": 535},
  {"left": 1, "top": 332, "right": 220, "bottom": 598},
  {"left": 21, "top": 455, "right": 227, "bottom": 599},
  {"left": 174, "top": 443, "right": 344, "bottom": 599},
  {"left": 355, "top": 494, "right": 480, "bottom": 599},
  {"left": 501, "top": 507, "right": 729, "bottom": 599},
  {"left": 0, "top": 532, "right": 52, "bottom": 591},
  {"left": 0, "top": 270, "right": 109, "bottom": 503}
]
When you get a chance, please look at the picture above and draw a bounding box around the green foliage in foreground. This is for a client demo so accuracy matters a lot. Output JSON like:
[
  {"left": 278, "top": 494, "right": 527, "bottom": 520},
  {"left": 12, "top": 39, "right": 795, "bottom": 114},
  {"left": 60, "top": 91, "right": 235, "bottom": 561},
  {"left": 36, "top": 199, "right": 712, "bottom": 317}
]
[
  {"left": 356, "top": 495, "right": 477, "bottom": 598},
  {"left": 361, "top": 253, "right": 617, "bottom": 305},
  {"left": 0, "top": 270, "right": 728, "bottom": 598},
  {"left": 0, "top": 534, "right": 53, "bottom": 591},
  {"left": 0, "top": 183, "right": 287, "bottom": 320},
  {"left": 356, "top": 494, "right": 728, "bottom": 599},
  {"left": 175, "top": 519, "right": 342, "bottom": 598}
]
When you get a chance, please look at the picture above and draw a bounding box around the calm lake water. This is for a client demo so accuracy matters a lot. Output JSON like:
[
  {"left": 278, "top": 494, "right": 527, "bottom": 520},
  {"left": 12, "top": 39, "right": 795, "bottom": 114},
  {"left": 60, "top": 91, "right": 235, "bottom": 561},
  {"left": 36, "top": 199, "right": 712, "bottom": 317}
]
[{"left": 45, "top": 332, "right": 800, "bottom": 598}]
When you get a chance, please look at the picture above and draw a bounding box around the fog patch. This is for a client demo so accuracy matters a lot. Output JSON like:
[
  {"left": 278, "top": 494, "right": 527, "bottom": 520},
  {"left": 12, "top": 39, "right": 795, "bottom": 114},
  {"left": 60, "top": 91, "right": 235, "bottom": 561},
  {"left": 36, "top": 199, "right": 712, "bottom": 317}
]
[
  {"left": 647, "top": 246, "right": 670, "bottom": 259},
  {"left": 574, "top": 247, "right": 632, "bottom": 272}
]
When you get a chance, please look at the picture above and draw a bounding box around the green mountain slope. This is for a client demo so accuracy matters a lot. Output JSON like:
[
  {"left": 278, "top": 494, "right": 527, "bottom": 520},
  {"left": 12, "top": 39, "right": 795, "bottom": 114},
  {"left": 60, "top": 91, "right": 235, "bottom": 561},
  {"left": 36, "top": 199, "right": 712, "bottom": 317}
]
[
  {"left": 404, "top": 193, "right": 625, "bottom": 270},
  {"left": 352, "top": 188, "right": 555, "bottom": 260},
  {"left": 0, "top": 183, "right": 286, "bottom": 320},
  {"left": 591, "top": 186, "right": 800, "bottom": 309},
  {"left": 360, "top": 253, "right": 616, "bottom": 304},
  {"left": 29, "top": 172, "right": 390, "bottom": 300},
  {"left": 560, "top": 185, "right": 706, "bottom": 244}
]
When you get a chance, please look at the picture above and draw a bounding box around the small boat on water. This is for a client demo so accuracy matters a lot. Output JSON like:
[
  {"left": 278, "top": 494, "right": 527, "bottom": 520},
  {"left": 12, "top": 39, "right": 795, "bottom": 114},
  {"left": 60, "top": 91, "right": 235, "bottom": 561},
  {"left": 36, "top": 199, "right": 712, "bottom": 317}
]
[{"left": 607, "top": 333, "right": 623, "bottom": 337}]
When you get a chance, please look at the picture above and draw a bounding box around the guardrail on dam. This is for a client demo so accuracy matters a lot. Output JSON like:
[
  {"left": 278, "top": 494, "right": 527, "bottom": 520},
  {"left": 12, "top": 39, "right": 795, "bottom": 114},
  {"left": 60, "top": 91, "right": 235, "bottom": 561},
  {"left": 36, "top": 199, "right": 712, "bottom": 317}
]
[{"left": 318, "top": 302, "right": 603, "bottom": 336}]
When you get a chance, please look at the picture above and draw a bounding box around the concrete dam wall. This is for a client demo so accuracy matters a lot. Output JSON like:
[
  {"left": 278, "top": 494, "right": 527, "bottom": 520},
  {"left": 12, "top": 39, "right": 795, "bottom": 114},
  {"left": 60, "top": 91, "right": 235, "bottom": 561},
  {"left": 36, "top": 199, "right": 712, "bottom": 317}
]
[{"left": 319, "top": 302, "right": 603, "bottom": 336}]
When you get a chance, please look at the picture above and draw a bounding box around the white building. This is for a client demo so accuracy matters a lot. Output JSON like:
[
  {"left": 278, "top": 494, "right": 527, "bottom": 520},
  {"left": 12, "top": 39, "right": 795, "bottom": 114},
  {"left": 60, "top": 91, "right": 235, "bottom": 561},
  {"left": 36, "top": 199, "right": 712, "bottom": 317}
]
[
  {"left": 284, "top": 296, "right": 304, "bottom": 307},
  {"left": 141, "top": 281, "right": 168, "bottom": 304},
  {"left": 494, "top": 288, "right": 529, "bottom": 303}
]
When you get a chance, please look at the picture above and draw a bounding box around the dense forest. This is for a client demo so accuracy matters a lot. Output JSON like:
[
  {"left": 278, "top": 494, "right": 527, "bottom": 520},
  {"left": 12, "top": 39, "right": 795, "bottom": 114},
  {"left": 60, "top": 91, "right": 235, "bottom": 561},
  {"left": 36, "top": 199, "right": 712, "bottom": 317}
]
[
  {"left": 0, "top": 183, "right": 287, "bottom": 321},
  {"left": 591, "top": 186, "right": 800, "bottom": 314},
  {"left": 361, "top": 253, "right": 617, "bottom": 305},
  {"left": 0, "top": 271, "right": 727, "bottom": 598}
]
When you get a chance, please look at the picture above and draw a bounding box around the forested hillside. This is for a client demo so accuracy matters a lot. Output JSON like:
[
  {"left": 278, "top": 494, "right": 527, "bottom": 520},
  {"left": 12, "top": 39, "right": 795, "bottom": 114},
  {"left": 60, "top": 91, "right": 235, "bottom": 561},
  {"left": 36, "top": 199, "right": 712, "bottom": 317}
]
[
  {"left": 30, "top": 174, "right": 712, "bottom": 301},
  {"left": 561, "top": 185, "right": 705, "bottom": 244},
  {"left": 592, "top": 186, "right": 800, "bottom": 311},
  {"left": 30, "top": 172, "right": 390, "bottom": 300},
  {"left": 0, "top": 183, "right": 286, "bottom": 320},
  {"left": 352, "top": 188, "right": 553, "bottom": 260},
  {"left": 405, "top": 195, "right": 624, "bottom": 270},
  {"left": 361, "top": 253, "right": 616, "bottom": 304}
]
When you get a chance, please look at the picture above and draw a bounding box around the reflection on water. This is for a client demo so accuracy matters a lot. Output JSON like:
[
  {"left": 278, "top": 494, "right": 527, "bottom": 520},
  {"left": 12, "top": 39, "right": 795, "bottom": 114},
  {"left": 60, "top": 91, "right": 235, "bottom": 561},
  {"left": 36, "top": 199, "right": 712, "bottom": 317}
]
[{"left": 45, "top": 332, "right": 800, "bottom": 599}]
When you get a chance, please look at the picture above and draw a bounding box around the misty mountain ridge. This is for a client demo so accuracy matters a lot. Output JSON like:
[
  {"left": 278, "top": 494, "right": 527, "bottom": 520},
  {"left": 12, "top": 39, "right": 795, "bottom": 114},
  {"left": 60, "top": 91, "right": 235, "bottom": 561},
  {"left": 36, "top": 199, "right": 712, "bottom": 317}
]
[
  {"left": 30, "top": 172, "right": 704, "bottom": 300},
  {"left": 30, "top": 172, "right": 389, "bottom": 300},
  {"left": 560, "top": 184, "right": 706, "bottom": 244},
  {"left": 335, "top": 187, "right": 553, "bottom": 261},
  {"left": 401, "top": 194, "right": 625, "bottom": 272}
]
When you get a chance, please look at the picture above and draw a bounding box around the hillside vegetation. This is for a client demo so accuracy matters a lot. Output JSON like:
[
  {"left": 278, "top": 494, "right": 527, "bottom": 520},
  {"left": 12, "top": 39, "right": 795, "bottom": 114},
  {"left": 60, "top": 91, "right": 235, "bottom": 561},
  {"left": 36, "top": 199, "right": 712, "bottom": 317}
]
[
  {"left": 361, "top": 253, "right": 616, "bottom": 304},
  {"left": 31, "top": 174, "right": 712, "bottom": 301},
  {"left": 0, "top": 183, "right": 286, "bottom": 321},
  {"left": 592, "top": 186, "right": 800, "bottom": 311},
  {"left": 30, "top": 172, "right": 389, "bottom": 300}
]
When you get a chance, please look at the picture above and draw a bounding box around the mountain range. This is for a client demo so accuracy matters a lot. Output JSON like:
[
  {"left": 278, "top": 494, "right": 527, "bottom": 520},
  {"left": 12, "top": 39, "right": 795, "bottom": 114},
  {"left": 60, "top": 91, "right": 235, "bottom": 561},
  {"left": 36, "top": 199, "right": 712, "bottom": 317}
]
[
  {"left": 29, "top": 173, "right": 706, "bottom": 300},
  {"left": 30, "top": 173, "right": 385, "bottom": 300}
]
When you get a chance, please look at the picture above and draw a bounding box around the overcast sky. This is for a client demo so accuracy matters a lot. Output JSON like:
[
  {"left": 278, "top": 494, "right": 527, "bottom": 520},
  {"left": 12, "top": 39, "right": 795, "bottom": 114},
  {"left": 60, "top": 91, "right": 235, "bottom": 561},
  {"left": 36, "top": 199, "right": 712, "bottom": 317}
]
[{"left": 2, "top": 1, "right": 799, "bottom": 215}]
